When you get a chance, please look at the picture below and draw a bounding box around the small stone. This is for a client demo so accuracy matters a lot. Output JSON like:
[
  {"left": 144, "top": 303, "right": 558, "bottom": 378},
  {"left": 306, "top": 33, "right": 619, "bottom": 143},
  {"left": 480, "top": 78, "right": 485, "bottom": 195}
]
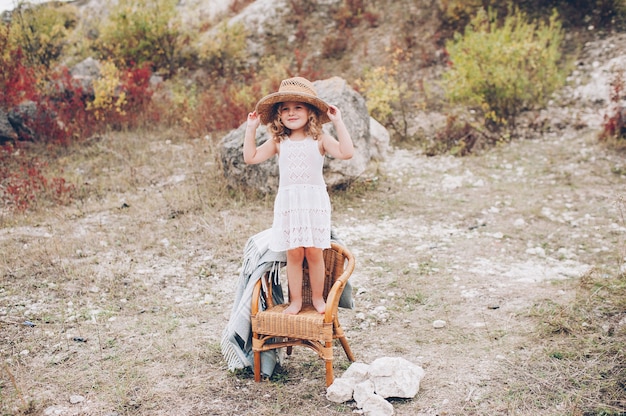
[
  {"left": 44, "top": 406, "right": 68, "bottom": 415},
  {"left": 433, "top": 320, "right": 446, "bottom": 329},
  {"left": 69, "top": 394, "right": 85, "bottom": 404}
]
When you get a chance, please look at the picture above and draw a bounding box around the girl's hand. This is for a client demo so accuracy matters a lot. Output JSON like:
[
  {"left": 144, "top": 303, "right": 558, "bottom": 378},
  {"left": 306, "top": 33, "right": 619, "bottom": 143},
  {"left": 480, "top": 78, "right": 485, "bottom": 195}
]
[
  {"left": 247, "top": 111, "right": 261, "bottom": 129},
  {"left": 327, "top": 104, "right": 342, "bottom": 122}
]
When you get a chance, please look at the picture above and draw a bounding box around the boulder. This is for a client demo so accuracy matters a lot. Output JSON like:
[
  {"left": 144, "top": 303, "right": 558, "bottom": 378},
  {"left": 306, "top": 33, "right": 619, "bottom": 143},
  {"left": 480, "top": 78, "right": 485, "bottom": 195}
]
[
  {"left": 0, "top": 109, "right": 18, "bottom": 143},
  {"left": 7, "top": 100, "right": 38, "bottom": 140},
  {"left": 69, "top": 57, "right": 101, "bottom": 95},
  {"left": 326, "top": 357, "right": 425, "bottom": 412},
  {"left": 219, "top": 76, "right": 388, "bottom": 193}
]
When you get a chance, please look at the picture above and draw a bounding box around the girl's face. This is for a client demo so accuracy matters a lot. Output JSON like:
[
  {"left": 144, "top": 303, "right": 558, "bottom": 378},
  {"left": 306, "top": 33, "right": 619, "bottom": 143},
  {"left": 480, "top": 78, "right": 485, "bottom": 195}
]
[{"left": 278, "top": 101, "right": 310, "bottom": 131}]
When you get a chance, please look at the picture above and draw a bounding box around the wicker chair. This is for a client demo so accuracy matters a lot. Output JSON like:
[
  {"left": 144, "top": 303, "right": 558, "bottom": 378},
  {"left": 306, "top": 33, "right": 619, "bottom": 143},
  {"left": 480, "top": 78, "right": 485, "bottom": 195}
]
[{"left": 250, "top": 242, "right": 356, "bottom": 386}]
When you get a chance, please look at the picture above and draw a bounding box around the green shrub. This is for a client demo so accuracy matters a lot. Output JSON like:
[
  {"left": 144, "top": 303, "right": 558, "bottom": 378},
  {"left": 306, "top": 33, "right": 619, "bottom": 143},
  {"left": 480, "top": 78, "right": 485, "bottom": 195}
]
[
  {"left": 198, "top": 21, "right": 248, "bottom": 79},
  {"left": 95, "top": 0, "right": 195, "bottom": 76},
  {"left": 7, "top": 2, "right": 77, "bottom": 70},
  {"left": 438, "top": 0, "right": 626, "bottom": 34},
  {"left": 356, "top": 47, "right": 415, "bottom": 141},
  {"left": 442, "top": 7, "right": 567, "bottom": 132}
]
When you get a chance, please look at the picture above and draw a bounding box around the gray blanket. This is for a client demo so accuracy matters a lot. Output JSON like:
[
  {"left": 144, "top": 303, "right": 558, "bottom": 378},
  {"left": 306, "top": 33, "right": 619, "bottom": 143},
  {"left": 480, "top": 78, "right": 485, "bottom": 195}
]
[{"left": 220, "top": 228, "right": 354, "bottom": 377}]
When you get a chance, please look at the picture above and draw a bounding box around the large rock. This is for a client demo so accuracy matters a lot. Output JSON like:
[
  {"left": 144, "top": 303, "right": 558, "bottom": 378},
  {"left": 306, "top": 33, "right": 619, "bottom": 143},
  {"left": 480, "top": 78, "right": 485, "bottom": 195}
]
[
  {"left": 326, "top": 357, "right": 425, "bottom": 413},
  {"left": 0, "top": 109, "right": 18, "bottom": 143},
  {"left": 69, "top": 57, "right": 101, "bottom": 95},
  {"left": 219, "top": 76, "right": 388, "bottom": 193},
  {"left": 325, "top": 377, "right": 354, "bottom": 403},
  {"left": 7, "top": 101, "right": 38, "bottom": 141},
  {"left": 369, "top": 357, "right": 425, "bottom": 399}
]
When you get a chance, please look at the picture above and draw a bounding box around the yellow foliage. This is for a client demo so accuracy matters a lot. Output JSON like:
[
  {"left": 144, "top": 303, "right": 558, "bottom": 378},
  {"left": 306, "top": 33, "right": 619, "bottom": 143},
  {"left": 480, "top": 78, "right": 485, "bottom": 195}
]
[
  {"left": 87, "top": 61, "right": 127, "bottom": 120},
  {"left": 356, "top": 47, "right": 408, "bottom": 124}
]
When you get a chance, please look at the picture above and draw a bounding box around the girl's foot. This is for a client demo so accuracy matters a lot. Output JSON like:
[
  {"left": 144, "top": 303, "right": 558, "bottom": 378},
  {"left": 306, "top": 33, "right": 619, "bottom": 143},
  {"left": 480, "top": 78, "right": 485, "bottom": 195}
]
[
  {"left": 312, "top": 298, "right": 326, "bottom": 314},
  {"left": 283, "top": 302, "right": 302, "bottom": 315}
]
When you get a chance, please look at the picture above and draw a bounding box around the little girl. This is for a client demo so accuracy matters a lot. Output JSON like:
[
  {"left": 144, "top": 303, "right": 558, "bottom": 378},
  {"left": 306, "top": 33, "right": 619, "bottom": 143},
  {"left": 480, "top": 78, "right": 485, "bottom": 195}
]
[{"left": 243, "top": 77, "right": 354, "bottom": 315}]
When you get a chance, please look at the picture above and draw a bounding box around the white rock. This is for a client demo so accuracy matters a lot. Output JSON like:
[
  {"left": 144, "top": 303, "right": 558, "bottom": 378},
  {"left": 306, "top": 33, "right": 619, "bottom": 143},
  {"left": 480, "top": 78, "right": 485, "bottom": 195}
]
[
  {"left": 69, "top": 394, "right": 85, "bottom": 404},
  {"left": 361, "top": 393, "right": 395, "bottom": 416},
  {"left": 369, "top": 357, "right": 425, "bottom": 399},
  {"left": 433, "top": 319, "right": 446, "bottom": 328},
  {"left": 342, "top": 362, "right": 370, "bottom": 383},
  {"left": 514, "top": 218, "right": 526, "bottom": 228},
  {"left": 353, "top": 380, "right": 376, "bottom": 408},
  {"left": 326, "top": 377, "right": 354, "bottom": 403},
  {"left": 44, "top": 406, "right": 68, "bottom": 416}
]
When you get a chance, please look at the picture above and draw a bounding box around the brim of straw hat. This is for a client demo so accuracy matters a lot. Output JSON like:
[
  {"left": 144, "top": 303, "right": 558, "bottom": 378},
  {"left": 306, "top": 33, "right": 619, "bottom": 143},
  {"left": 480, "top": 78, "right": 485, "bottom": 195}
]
[{"left": 255, "top": 92, "right": 331, "bottom": 125}]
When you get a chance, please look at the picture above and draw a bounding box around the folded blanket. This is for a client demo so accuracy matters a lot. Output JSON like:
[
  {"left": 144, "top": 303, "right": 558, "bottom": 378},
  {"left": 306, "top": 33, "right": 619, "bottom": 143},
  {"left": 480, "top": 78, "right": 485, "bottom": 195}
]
[{"left": 220, "top": 228, "right": 354, "bottom": 377}]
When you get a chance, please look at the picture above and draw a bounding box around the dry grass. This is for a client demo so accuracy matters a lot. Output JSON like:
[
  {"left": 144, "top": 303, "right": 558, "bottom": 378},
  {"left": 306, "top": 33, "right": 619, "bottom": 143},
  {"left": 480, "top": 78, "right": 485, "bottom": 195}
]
[{"left": 1, "top": 127, "right": 625, "bottom": 415}]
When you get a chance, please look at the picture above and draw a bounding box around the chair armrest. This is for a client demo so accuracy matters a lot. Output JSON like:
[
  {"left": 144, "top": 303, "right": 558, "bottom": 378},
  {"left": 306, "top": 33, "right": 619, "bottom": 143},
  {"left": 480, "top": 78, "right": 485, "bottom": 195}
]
[
  {"left": 251, "top": 278, "right": 262, "bottom": 316},
  {"left": 323, "top": 243, "right": 356, "bottom": 322},
  {"left": 251, "top": 272, "right": 275, "bottom": 316}
]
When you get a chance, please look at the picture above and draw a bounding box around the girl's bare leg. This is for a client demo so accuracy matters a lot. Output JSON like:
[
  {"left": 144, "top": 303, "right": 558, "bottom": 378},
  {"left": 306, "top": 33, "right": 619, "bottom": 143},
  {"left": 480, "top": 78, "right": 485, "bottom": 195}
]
[
  {"left": 284, "top": 247, "right": 304, "bottom": 314},
  {"left": 305, "top": 247, "right": 326, "bottom": 314}
]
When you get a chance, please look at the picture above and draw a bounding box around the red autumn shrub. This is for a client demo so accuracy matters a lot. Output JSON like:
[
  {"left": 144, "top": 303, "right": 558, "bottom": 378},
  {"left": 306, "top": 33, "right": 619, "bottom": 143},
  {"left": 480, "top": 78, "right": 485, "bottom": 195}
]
[
  {"left": 0, "top": 47, "right": 41, "bottom": 109},
  {"left": 0, "top": 144, "right": 75, "bottom": 211}
]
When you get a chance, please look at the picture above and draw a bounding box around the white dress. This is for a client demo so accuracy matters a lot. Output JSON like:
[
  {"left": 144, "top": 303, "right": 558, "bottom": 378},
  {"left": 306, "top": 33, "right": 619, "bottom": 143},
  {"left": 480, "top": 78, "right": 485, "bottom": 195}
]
[{"left": 269, "top": 137, "right": 331, "bottom": 252}]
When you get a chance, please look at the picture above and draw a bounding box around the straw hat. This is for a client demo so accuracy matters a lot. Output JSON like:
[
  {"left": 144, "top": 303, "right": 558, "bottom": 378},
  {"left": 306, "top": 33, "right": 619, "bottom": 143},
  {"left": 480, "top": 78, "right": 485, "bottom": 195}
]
[{"left": 255, "top": 77, "right": 330, "bottom": 125}]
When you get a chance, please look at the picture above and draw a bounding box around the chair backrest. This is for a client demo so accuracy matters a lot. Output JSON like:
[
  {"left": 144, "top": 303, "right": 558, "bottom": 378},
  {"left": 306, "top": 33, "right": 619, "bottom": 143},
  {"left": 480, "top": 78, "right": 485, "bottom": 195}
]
[{"left": 301, "top": 242, "right": 353, "bottom": 306}]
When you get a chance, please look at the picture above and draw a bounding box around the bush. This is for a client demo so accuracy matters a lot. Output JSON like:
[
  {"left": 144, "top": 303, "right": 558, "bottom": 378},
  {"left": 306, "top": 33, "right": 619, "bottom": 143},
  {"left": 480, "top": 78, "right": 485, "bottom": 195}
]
[
  {"left": 7, "top": 2, "right": 77, "bottom": 70},
  {"left": 438, "top": 0, "right": 626, "bottom": 34},
  {"left": 198, "top": 21, "right": 248, "bottom": 79},
  {"left": 425, "top": 113, "right": 496, "bottom": 156},
  {"left": 0, "top": 37, "right": 40, "bottom": 109},
  {"left": 86, "top": 61, "right": 154, "bottom": 129},
  {"left": 95, "top": 0, "right": 195, "bottom": 77},
  {"left": 357, "top": 65, "right": 403, "bottom": 124},
  {"left": 442, "top": 7, "right": 567, "bottom": 132},
  {"left": 0, "top": 144, "right": 75, "bottom": 211},
  {"left": 356, "top": 46, "right": 418, "bottom": 141}
]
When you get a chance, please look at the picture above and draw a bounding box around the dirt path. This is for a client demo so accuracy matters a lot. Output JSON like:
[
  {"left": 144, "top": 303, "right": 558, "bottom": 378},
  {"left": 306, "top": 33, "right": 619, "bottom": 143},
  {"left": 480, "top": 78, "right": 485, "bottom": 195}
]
[{"left": 330, "top": 123, "right": 624, "bottom": 414}]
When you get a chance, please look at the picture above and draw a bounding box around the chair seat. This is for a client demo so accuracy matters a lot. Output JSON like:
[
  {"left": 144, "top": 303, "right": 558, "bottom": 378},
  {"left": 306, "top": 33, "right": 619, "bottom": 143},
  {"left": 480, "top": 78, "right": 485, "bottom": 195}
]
[{"left": 252, "top": 304, "right": 334, "bottom": 341}]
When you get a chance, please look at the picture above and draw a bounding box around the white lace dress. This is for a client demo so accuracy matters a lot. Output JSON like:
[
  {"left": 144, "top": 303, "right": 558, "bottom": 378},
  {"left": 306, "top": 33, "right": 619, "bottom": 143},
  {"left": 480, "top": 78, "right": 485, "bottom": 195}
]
[{"left": 269, "top": 137, "right": 331, "bottom": 252}]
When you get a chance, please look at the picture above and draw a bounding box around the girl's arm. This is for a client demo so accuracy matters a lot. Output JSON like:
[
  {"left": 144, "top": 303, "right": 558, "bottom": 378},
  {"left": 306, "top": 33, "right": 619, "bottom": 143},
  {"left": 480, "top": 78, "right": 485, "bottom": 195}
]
[
  {"left": 243, "top": 111, "right": 278, "bottom": 164},
  {"left": 321, "top": 105, "right": 354, "bottom": 160}
]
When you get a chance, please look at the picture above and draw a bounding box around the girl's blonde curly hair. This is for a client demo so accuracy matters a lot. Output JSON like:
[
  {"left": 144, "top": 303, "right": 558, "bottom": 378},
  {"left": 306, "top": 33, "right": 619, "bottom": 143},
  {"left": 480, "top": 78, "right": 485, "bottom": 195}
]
[{"left": 268, "top": 103, "right": 323, "bottom": 142}]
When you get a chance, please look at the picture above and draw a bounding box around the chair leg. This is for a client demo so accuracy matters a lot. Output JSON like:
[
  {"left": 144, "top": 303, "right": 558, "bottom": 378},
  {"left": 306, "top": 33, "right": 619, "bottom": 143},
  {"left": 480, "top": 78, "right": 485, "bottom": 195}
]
[
  {"left": 324, "top": 341, "right": 334, "bottom": 387},
  {"left": 253, "top": 350, "right": 261, "bottom": 382},
  {"left": 338, "top": 336, "right": 355, "bottom": 362},
  {"left": 334, "top": 318, "right": 355, "bottom": 362},
  {"left": 325, "top": 360, "right": 334, "bottom": 387}
]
